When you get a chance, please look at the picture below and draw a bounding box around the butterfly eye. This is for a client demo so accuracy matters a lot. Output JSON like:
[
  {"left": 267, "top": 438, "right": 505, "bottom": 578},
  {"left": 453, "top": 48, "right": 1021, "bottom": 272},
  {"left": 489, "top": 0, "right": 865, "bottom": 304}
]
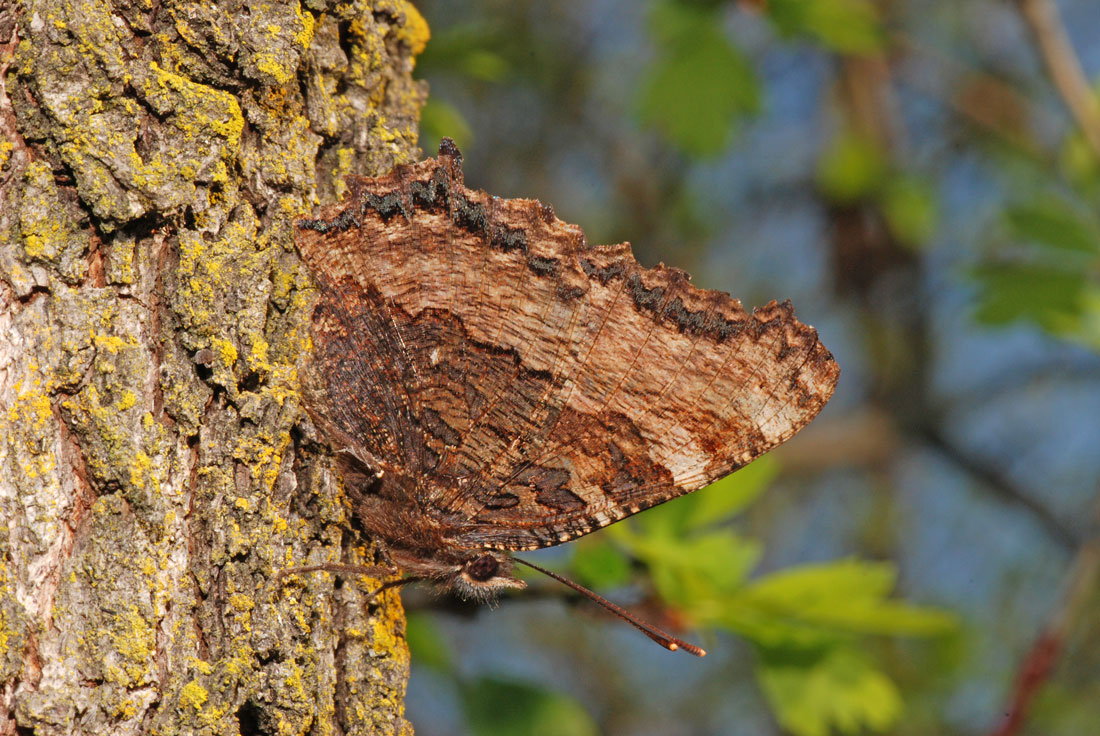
[{"left": 464, "top": 554, "right": 499, "bottom": 582}]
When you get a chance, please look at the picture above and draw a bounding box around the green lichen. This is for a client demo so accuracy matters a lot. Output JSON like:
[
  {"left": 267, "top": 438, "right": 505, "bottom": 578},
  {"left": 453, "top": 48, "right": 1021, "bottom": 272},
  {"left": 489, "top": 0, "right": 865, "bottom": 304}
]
[
  {"left": 18, "top": 161, "right": 87, "bottom": 284},
  {"left": 0, "top": 565, "right": 30, "bottom": 683},
  {"left": 49, "top": 287, "right": 178, "bottom": 513},
  {"left": 110, "top": 605, "right": 157, "bottom": 685},
  {"left": 143, "top": 61, "right": 243, "bottom": 148}
]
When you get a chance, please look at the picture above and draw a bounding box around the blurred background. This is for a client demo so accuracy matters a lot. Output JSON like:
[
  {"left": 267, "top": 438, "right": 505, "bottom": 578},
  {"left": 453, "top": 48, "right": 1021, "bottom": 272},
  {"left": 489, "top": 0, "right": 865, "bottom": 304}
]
[{"left": 401, "top": 1, "right": 1100, "bottom": 734}]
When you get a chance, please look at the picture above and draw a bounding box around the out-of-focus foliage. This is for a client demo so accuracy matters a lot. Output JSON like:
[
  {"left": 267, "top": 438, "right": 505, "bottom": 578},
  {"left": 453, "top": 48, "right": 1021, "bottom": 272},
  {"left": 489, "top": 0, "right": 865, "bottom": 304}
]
[
  {"left": 817, "top": 134, "right": 890, "bottom": 203},
  {"left": 461, "top": 678, "right": 599, "bottom": 736},
  {"left": 407, "top": 616, "right": 599, "bottom": 736},
  {"left": 410, "top": 460, "right": 954, "bottom": 736},
  {"left": 766, "top": 0, "right": 883, "bottom": 53},
  {"left": 409, "top": 0, "right": 1100, "bottom": 735},
  {"left": 758, "top": 646, "right": 900, "bottom": 736},
  {"left": 818, "top": 134, "right": 938, "bottom": 247},
  {"left": 973, "top": 192, "right": 1100, "bottom": 344},
  {"left": 601, "top": 463, "right": 954, "bottom": 735},
  {"left": 636, "top": 1, "right": 760, "bottom": 156}
]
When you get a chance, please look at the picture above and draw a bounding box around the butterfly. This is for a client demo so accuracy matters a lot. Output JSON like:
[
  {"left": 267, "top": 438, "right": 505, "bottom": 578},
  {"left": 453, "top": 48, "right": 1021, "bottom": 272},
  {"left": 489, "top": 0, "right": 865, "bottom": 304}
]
[{"left": 294, "top": 139, "right": 839, "bottom": 655}]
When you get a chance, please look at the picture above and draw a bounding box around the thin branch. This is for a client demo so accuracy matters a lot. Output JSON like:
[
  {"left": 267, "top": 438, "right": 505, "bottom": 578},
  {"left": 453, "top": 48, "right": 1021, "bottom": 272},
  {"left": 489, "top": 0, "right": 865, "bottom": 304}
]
[
  {"left": 788, "top": 414, "right": 1082, "bottom": 552},
  {"left": 917, "top": 424, "right": 1081, "bottom": 551},
  {"left": 1016, "top": 0, "right": 1100, "bottom": 156},
  {"left": 987, "top": 506, "right": 1100, "bottom": 736},
  {"left": 919, "top": 422, "right": 1100, "bottom": 736}
]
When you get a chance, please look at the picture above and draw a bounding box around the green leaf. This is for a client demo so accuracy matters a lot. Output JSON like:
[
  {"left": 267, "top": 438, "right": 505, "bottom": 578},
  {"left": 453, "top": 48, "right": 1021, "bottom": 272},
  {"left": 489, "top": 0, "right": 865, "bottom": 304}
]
[
  {"left": 1004, "top": 197, "right": 1100, "bottom": 255},
  {"left": 1059, "top": 129, "right": 1100, "bottom": 195},
  {"left": 405, "top": 612, "right": 452, "bottom": 672},
  {"left": 569, "top": 538, "right": 632, "bottom": 590},
  {"left": 681, "top": 455, "right": 779, "bottom": 531},
  {"left": 767, "top": 0, "right": 884, "bottom": 53},
  {"left": 758, "top": 646, "right": 902, "bottom": 736},
  {"left": 747, "top": 557, "right": 896, "bottom": 602},
  {"left": 417, "top": 22, "right": 511, "bottom": 81},
  {"left": 971, "top": 263, "right": 1086, "bottom": 332},
  {"left": 720, "top": 560, "right": 956, "bottom": 646},
  {"left": 622, "top": 455, "right": 777, "bottom": 540},
  {"left": 637, "top": 1, "right": 760, "bottom": 157},
  {"left": 1077, "top": 286, "right": 1100, "bottom": 351},
  {"left": 459, "top": 49, "right": 510, "bottom": 82},
  {"left": 628, "top": 531, "right": 762, "bottom": 605},
  {"left": 419, "top": 100, "right": 474, "bottom": 155},
  {"left": 817, "top": 133, "right": 888, "bottom": 202},
  {"left": 461, "top": 677, "right": 598, "bottom": 736},
  {"left": 881, "top": 175, "right": 938, "bottom": 247}
]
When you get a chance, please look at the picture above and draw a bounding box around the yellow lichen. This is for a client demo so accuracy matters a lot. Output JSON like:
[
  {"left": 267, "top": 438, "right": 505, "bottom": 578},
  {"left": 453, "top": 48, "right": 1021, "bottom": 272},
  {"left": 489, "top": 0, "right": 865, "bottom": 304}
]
[
  {"left": 19, "top": 162, "right": 81, "bottom": 273},
  {"left": 7, "top": 384, "right": 55, "bottom": 432},
  {"left": 211, "top": 338, "right": 238, "bottom": 367},
  {"left": 255, "top": 52, "right": 294, "bottom": 85},
  {"left": 93, "top": 333, "right": 129, "bottom": 354},
  {"left": 369, "top": 590, "right": 406, "bottom": 655},
  {"left": 179, "top": 680, "right": 209, "bottom": 711},
  {"left": 109, "top": 605, "right": 155, "bottom": 686},
  {"left": 283, "top": 660, "right": 308, "bottom": 703},
  {"left": 245, "top": 332, "right": 271, "bottom": 374},
  {"left": 229, "top": 593, "right": 254, "bottom": 613},
  {"left": 117, "top": 389, "right": 137, "bottom": 411},
  {"left": 333, "top": 147, "right": 357, "bottom": 200},
  {"left": 395, "top": 1, "right": 431, "bottom": 56},
  {"left": 144, "top": 61, "right": 244, "bottom": 148},
  {"left": 296, "top": 6, "right": 315, "bottom": 49},
  {"left": 129, "top": 451, "right": 152, "bottom": 490},
  {"left": 189, "top": 657, "right": 213, "bottom": 675}
]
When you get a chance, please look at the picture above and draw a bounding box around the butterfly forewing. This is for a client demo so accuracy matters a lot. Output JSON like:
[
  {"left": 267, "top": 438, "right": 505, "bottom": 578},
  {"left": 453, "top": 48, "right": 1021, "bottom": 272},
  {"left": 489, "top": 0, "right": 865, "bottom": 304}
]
[{"left": 296, "top": 141, "right": 840, "bottom": 556}]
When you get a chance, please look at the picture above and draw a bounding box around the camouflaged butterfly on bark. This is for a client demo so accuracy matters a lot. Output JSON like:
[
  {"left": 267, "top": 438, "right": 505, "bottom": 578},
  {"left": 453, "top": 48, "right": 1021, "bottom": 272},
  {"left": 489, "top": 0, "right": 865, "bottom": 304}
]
[{"left": 295, "top": 139, "right": 839, "bottom": 653}]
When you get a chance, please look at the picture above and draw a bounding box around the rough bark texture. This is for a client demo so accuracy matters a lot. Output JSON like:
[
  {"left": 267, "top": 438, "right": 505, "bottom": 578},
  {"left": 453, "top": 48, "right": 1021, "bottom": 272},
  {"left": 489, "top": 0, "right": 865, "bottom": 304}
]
[{"left": 0, "top": 1, "right": 427, "bottom": 734}]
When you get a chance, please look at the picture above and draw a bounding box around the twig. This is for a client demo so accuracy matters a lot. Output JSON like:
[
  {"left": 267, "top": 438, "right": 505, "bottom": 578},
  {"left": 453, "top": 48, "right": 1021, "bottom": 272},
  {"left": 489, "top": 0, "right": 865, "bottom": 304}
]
[
  {"left": 917, "top": 424, "right": 1081, "bottom": 551},
  {"left": 1016, "top": 0, "right": 1100, "bottom": 156},
  {"left": 987, "top": 527, "right": 1100, "bottom": 736}
]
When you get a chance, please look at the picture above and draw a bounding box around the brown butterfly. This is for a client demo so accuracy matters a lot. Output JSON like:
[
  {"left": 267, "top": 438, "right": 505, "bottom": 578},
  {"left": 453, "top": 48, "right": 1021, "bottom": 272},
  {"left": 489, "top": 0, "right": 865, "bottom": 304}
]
[{"left": 294, "top": 139, "right": 839, "bottom": 655}]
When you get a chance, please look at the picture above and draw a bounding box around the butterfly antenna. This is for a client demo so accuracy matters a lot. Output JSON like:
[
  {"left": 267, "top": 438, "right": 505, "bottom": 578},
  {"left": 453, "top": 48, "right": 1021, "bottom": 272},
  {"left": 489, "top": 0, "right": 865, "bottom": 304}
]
[{"left": 514, "top": 557, "right": 706, "bottom": 657}]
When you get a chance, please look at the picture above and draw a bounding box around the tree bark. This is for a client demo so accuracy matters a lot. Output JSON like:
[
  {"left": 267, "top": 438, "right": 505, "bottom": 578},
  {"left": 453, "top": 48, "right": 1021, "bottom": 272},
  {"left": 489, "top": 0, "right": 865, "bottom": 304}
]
[{"left": 0, "top": 1, "right": 427, "bottom": 734}]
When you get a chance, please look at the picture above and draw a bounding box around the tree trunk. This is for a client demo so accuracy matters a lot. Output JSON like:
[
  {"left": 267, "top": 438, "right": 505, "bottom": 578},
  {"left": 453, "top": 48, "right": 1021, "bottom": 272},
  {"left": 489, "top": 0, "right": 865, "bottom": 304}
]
[{"left": 0, "top": 1, "right": 427, "bottom": 734}]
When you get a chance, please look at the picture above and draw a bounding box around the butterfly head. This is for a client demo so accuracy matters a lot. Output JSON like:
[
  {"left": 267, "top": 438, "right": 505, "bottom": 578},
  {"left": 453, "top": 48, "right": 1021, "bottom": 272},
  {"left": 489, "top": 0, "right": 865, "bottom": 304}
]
[{"left": 447, "top": 551, "right": 526, "bottom": 603}]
